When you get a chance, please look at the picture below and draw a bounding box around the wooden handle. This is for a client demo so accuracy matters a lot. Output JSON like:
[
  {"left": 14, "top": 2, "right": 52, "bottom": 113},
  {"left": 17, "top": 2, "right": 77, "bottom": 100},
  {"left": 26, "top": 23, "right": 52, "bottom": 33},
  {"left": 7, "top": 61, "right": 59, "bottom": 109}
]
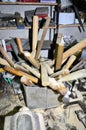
[
  {"left": 63, "top": 39, "right": 86, "bottom": 60},
  {"left": 20, "top": 76, "right": 34, "bottom": 86},
  {"left": 0, "top": 68, "right": 5, "bottom": 73},
  {"left": 0, "top": 57, "right": 10, "bottom": 67},
  {"left": 49, "top": 78, "right": 67, "bottom": 95},
  {"left": 32, "top": 16, "right": 38, "bottom": 51},
  {"left": 35, "top": 17, "right": 51, "bottom": 59},
  {"left": 0, "top": 45, "right": 14, "bottom": 67},
  {"left": 16, "top": 38, "right": 24, "bottom": 54},
  {"left": 63, "top": 55, "right": 76, "bottom": 70},
  {"left": 41, "top": 62, "right": 49, "bottom": 87},
  {"left": 3, "top": 66, "right": 38, "bottom": 83},
  {"left": 55, "top": 43, "right": 64, "bottom": 71},
  {"left": 22, "top": 62, "right": 40, "bottom": 78},
  {"left": 24, "top": 51, "right": 40, "bottom": 69},
  {"left": 51, "top": 69, "right": 69, "bottom": 78}
]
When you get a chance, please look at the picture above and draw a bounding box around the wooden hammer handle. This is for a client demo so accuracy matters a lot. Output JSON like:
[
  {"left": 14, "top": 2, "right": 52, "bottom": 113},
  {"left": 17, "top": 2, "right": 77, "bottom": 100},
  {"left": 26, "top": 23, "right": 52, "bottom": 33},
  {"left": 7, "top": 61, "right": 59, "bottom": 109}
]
[
  {"left": 0, "top": 45, "right": 14, "bottom": 67},
  {"left": 3, "top": 66, "right": 38, "bottom": 83},
  {"left": 63, "top": 55, "right": 76, "bottom": 70},
  {"left": 32, "top": 16, "right": 38, "bottom": 51},
  {"left": 16, "top": 38, "right": 24, "bottom": 54},
  {"left": 35, "top": 17, "right": 51, "bottom": 59}
]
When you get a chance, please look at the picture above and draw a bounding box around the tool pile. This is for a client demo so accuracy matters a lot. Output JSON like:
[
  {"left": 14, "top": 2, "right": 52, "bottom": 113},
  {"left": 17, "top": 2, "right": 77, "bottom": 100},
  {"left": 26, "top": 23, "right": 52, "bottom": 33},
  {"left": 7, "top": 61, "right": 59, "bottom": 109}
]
[{"left": 0, "top": 16, "right": 86, "bottom": 129}]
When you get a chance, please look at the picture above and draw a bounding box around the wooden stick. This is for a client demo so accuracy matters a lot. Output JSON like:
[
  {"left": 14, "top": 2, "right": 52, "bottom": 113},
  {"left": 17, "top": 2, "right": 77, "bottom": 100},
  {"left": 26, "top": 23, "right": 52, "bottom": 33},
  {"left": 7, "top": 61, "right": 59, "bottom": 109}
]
[
  {"left": 15, "top": 38, "right": 40, "bottom": 69},
  {"left": 45, "top": 63, "right": 54, "bottom": 75},
  {"left": 59, "top": 69, "right": 86, "bottom": 82},
  {"left": 20, "top": 76, "right": 34, "bottom": 86},
  {"left": 55, "top": 43, "right": 64, "bottom": 71},
  {"left": 63, "top": 55, "right": 76, "bottom": 70},
  {"left": 14, "top": 63, "right": 29, "bottom": 73},
  {"left": 49, "top": 77, "right": 67, "bottom": 95},
  {"left": 24, "top": 51, "right": 40, "bottom": 69},
  {"left": 41, "top": 62, "right": 49, "bottom": 87},
  {"left": 22, "top": 62, "right": 40, "bottom": 79},
  {"left": 35, "top": 17, "right": 51, "bottom": 59},
  {"left": 63, "top": 39, "right": 86, "bottom": 60},
  {"left": 0, "top": 57, "right": 10, "bottom": 67},
  {"left": 0, "top": 45, "right": 14, "bottom": 67},
  {"left": 0, "top": 68, "right": 5, "bottom": 73},
  {"left": 3, "top": 66, "right": 38, "bottom": 83},
  {"left": 51, "top": 69, "right": 69, "bottom": 78},
  {"left": 16, "top": 38, "right": 24, "bottom": 54},
  {"left": 32, "top": 16, "right": 38, "bottom": 51}
]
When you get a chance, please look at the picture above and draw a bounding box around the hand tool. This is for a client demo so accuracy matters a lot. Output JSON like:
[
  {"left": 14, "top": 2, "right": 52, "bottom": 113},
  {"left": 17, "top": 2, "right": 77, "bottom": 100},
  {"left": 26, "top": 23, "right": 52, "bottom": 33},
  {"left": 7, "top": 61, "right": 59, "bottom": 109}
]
[
  {"left": 21, "top": 62, "right": 40, "bottom": 79},
  {"left": 24, "top": 51, "right": 40, "bottom": 69},
  {"left": 2, "top": 65, "right": 38, "bottom": 84},
  {"left": 0, "top": 45, "right": 14, "bottom": 67},
  {"left": 0, "top": 44, "right": 29, "bottom": 73},
  {"left": 35, "top": 17, "right": 51, "bottom": 60},
  {"left": 15, "top": 38, "right": 40, "bottom": 69},
  {"left": 32, "top": 16, "right": 39, "bottom": 51},
  {"left": 0, "top": 57, "right": 10, "bottom": 67}
]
